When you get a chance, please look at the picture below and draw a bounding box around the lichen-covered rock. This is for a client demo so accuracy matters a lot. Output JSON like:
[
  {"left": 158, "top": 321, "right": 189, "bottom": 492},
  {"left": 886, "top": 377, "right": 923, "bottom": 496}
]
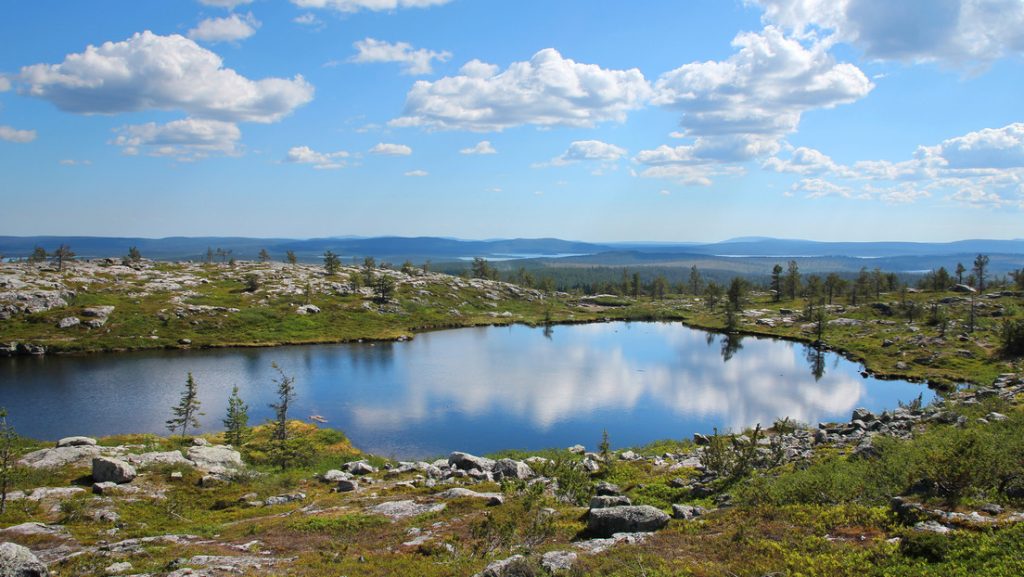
[
  {"left": 493, "top": 458, "right": 533, "bottom": 480},
  {"left": 19, "top": 445, "right": 100, "bottom": 469},
  {"left": 92, "top": 457, "right": 137, "bottom": 484},
  {"left": 448, "top": 451, "right": 495, "bottom": 472},
  {"left": 0, "top": 542, "right": 50, "bottom": 577},
  {"left": 187, "top": 445, "right": 243, "bottom": 474},
  {"left": 587, "top": 505, "right": 670, "bottom": 537},
  {"left": 56, "top": 436, "right": 97, "bottom": 448}
]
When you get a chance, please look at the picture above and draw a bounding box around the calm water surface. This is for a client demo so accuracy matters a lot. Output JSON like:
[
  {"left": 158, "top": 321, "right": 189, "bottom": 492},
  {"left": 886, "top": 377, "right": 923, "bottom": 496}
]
[{"left": 0, "top": 322, "right": 932, "bottom": 458}]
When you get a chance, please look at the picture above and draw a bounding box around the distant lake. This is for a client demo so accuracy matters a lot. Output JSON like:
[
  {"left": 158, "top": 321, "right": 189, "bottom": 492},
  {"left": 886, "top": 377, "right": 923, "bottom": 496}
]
[{"left": 0, "top": 322, "right": 932, "bottom": 459}]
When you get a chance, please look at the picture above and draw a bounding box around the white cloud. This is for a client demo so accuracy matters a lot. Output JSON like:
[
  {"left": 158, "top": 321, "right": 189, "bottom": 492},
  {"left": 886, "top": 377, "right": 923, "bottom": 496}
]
[
  {"left": 792, "top": 177, "right": 854, "bottom": 198},
  {"left": 350, "top": 38, "right": 450, "bottom": 75},
  {"left": 922, "top": 123, "right": 1024, "bottom": 169},
  {"left": 545, "top": 140, "right": 627, "bottom": 167},
  {"left": 370, "top": 142, "right": 412, "bottom": 155},
  {"left": 751, "top": 0, "right": 1024, "bottom": 66},
  {"left": 293, "top": 13, "right": 322, "bottom": 26},
  {"left": 391, "top": 48, "right": 652, "bottom": 131},
  {"left": 0, "top": 125, "right": 37, "bottom": 143},
  {"left": 764, "top": 145, "right": 846, "bottom": 175},
  {"left": 0, "top": 77, "right": 10, "bottom": 92},
  {"left": 59, "top": 159, "right": 92, "bottom": 166},
  {"left": 112, "top": 118, "right": 241, "bottom": 158},
  {"left": 284, "top": 145, "right": 350, "bottom": 169},
  {"left": 20, "top": 31, "right": 314, "bottom": 124},
  {"left": 189, "top": 12, "right": 260, "bottom": 43},
  {"left": 460, "top": 140, "right": 496, "bottom": 155},
  {"left": 198, "top": 0, "right": 253, "bottom": 8},
  {"left": 404, "top": 169, "right": 428, "bottom": 177},
  {"left": 651, "top": 26, "right": 872, "bottom": 163},
  {"left": 290, "top": 0, "right": 452, "bottom": 13}
]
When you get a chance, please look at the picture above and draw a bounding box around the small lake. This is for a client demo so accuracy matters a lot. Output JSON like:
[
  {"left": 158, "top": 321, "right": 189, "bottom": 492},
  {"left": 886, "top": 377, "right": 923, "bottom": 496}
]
[{"left": 0, "top": 322, "right": 932, "bottom": 459}]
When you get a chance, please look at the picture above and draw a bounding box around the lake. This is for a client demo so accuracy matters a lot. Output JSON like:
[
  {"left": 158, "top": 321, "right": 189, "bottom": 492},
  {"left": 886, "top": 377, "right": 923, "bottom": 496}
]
[{"left": 0, "top": 322, "right": 932, "bottom": 459}]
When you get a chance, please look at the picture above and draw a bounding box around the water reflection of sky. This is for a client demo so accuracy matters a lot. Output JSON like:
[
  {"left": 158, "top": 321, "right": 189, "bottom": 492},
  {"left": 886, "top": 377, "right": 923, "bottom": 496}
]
[{"left": 0, "top": 322, "right": 932, "bottom": 458}]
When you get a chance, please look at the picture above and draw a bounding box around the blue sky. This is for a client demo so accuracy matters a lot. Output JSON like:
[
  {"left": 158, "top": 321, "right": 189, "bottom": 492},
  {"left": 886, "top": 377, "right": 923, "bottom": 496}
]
[{"left": 1, "top": 0, "right": 1022, "bottom": 242}]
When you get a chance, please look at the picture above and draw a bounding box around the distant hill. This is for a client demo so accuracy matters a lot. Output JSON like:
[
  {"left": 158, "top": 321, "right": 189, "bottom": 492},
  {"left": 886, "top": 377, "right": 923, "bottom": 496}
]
[{"left": 2, "top": 235, "right": 1022, "bottom": 275}]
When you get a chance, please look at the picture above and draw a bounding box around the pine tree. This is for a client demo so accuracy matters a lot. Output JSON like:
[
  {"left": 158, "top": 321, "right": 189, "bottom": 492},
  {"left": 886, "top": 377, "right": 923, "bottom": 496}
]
[
  {"left": 166, "top": 372, "right": 203, "bottom": 439},
  {"left": 286, "top": 250, "right": 298, "bottom": 265},
  {"left": 323, "top": 250, "right": 341, "bottom": 275},
  {"left": 269, "top": 363, "right": 296, "bottom": 468},
  {"left": 259, "top": 248, "right": 271, "bottom": 263},
  {"left": 222, "top": 386, "right": 249, "bottom": 447}
]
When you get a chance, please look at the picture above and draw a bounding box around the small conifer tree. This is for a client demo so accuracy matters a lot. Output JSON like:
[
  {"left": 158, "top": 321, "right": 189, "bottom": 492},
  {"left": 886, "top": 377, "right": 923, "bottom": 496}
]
[
  {"left": 222, "top": 385, "right": 249, "bottom": 447},
  {"left": 167, "top": 372, "right": 203, "bottom": 439}
]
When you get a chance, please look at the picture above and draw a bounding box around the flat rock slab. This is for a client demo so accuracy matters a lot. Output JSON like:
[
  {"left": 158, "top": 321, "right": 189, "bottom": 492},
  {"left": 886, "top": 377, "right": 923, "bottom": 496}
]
[
  {"left": 126, "top": 451, "right": 194, "bottom": 469},
  {"left": 187, "top": 445, "right": 243, "bottom": 474},
  {"left": 18, "top": 445, "right": 100, "bottom": 469},
  {"left": 92, "top": 457, "right": 137, "bottom": 484},
  {"left": 368, "top": 500, "right": 447, "bottom": 520}
]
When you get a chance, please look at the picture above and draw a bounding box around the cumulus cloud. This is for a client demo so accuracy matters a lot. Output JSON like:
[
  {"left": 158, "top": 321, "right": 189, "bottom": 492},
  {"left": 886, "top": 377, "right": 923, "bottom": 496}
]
[
  {"left": 0, "top": 77, "right": 10, "bottom": 92},
  {"left": 350, "top": 38, "right": 450, "bottom": 75},
  {"left": 543, "top": 140, "right": 627, "bottom": 167},
  {"left": 293, "top": 13, "right": 323, "bottom": 26},
  {"left": 0, "top": 125, "right": 37, "bottom": 143},
  {"left": 198, "top": 0, "right": 253, "bottom": 8},
  {"left": 751, "top": 0, "right": 1024, "bottom": 66},
  {"left": 19, "top": 31, "right": 314, "bottom": 123},
  {"left": 189, "top": 12, "right": 260, "bottom": 43},
  {"left": 369, "top": 142, "right": 412, "bottom": 155},
  {"left": 391, "top": 48, "right": 652, "bottom": 131},
  {"left": 284, "top": 145, "right": 350, "bottom": 169},
  {"left": 404, "top": 169, "right": 428, "bottom": 176},
  {"left": 460, "top": 140, "right": 496, "bottom": 155},
  {"left": 290, "top": 0, "right": 452, "bottom": 12},
  {"left": 650, "top": 26, "right": 872, "bottom": 163},
  {"left": 768, "top": 123, "right": 1024, "bottom": 208},
  {"left": 112, "top": 118, "right": 241, "bottom": 158},
  {"left": 763, "top": 146, "right": 846, "bottom": 175}
]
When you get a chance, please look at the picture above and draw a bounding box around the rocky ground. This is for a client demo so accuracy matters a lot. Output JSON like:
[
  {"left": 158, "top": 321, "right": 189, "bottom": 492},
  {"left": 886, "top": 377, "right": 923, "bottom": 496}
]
[{"left": 2, "top": 373, "right": 1022, "bottom": 576}]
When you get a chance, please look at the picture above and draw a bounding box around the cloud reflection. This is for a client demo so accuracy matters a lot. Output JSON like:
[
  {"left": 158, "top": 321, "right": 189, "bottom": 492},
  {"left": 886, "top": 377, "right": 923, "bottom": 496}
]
[{"left": 347, "top": 323, "right": 869, "bottom": 433}]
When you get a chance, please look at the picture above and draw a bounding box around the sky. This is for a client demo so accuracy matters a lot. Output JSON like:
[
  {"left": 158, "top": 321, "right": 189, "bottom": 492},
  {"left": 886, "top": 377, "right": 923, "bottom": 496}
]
[{"left": 1, "top": 0, "right": 1023, "bottom": 243}]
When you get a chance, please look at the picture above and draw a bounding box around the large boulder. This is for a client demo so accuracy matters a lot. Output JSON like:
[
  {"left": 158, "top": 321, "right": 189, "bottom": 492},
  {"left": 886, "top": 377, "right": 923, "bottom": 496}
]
[
  {"left": 589, "top": 495, "right": 631, "bottom": 509},
  {"left": 448, "top": 451, "right": 495, "bottom": 472},
  {"left": 126, "top": 451, "right": 194, "bottom": 468},
  {"left": 493, "top": 458, "right": 533, "bottom": 480},
  {"left": 55, "top": 436, "right": 96, "bottom": 448},
  {"left": 92, "top": 457, "right": 137, "bottom": 484},
  {"left": 18, "top": 445, "right": 100, "bottom": 469},
  {"left": 186, "top": 445, "right": 243, "bottom": 474},
  {"left": 0, "top": 542, "right": 50, "bottom": 577},
  {"left": 587, "top": 505, "right": 670, "bottom": 537}
]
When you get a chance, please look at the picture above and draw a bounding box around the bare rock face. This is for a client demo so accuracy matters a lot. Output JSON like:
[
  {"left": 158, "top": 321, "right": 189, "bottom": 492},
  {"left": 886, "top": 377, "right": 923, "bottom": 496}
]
[
  {"left": 448, "top": 451, "right": 495, "bottom": 472},
  {"left": 92, "top": 457, "right": 137, "bottom": 484},
  {"left": 186, "top": 445, "right": 243, "bottom": 475},
  {"left": 587, "top": 505, "right": 670, "bottom": 537},
  {"left": 0, "top": 542, "right": 51, "bottom": 577},
  {"left": 493, "top": 458, "right": 534, "bottom": 480},
  {"left": 18, "top": 445, "right": 100, "bottom": 469},
  {"left": 56, "top": 436, "right": 97, "bottom": 448}
]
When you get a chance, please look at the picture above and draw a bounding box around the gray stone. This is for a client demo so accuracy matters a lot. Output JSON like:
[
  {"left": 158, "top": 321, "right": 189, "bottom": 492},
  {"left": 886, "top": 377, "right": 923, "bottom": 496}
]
[
  {"left": 0, "top": 542, "right": 50, "bottom": 577},
  {"left": 103, "top": 561, "right": 132, "bottom": 575},
  {"left": 448, "top": 451, "right": 495, "bottom": 472},
  {"left": 264, "top": 492, "right": 305, "bottom": 506},
  {"left": 493, "top": 458, "right": 533, "bottom": 480},
  {"left": 56, "top": 436, "right": 97, "bottom": 448},
  {"left": 18, "top": 445, "right": 100, "bottom": 469},
  {"left": 321, "top": 469, "right": 351, "bottom": 482},
  {"left": 335, "top": 479, "right": 359, "bottom": 492},
  {"left": 587, "top": 505, "right": 670, "bottom": 537},
  {"left": 92, "top": 457, "right": 137, "bottom": 484},
  {"left": 296, "top": 304, "right": 321, "bottom": 315},
  {"left": 567, "top": 444, "right": 586, "bottom": 454},
  {"left": 82, "top": 305, "right": 115, "bottom": 318},
  {"left": 438, "top": 487, "right": 503, "bottom": 501},
  {"left": 186, "top": 445, "right": 243, "bottom": 474},
  {"left": 619, "top": 450, "right": 638, "bottom": 460},
  {"left": 913, "top": 520, "right": 951, "bottom": 534},
  {"left": 985, "top": 412, "right": 1008, "bottom": 422},
  {"left": 594, "top": 481, "right": 621, "bottom": 496},
  {"left": 474, "top": 555, "right": 527, "bottom": 577},
  {"left": 671, "top": 504, "right": 706, "bottom": 520},
  {"left": 368, "top": 500, "right": 446, "bottom": 520},
  {"left": 541, "top": 550, "right": 577, "bottom": 573},
  {"left": 56, "top": 317, "right": 80, "bottom": 329},
  {"left": 343, "top": 460, "right": 376, "bottom": 475},
  {"left": 589, "top": 495, "right": 631, "bottom": 509},
  {"left": 127, "top": 451, "right": 194, "bottom": 468},
  {"left": 851, "top": 407, "right": 875, "bottom": 422}
]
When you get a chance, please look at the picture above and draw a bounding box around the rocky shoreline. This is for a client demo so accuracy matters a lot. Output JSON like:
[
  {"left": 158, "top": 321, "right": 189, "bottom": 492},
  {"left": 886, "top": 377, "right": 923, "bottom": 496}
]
[{"left": 2, "top": 372, "right": 1021, "bottom": 576}]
